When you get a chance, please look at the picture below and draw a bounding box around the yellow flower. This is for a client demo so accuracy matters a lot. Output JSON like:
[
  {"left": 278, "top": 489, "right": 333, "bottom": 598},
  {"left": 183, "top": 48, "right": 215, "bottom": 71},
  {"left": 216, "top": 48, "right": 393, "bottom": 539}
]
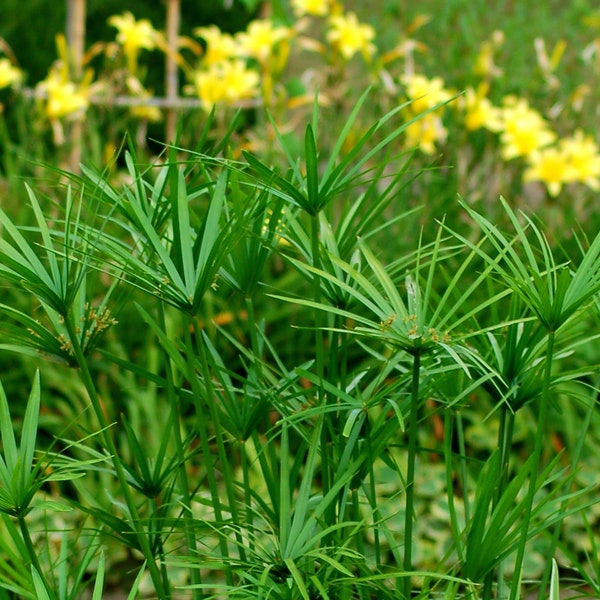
[
  {"left": 326, "top": 12, "right": 376, "bottom": 61},
  {"left": 126, "top": 76, "right": 162, "bottom": 122},
  {"left": 559, "top": 129, "right": 600, "bottom": 190},
  {"left": 108, "top": 11, "right": 159, "bottom": 73},
  {"left": 236, "top": 19, "right": 292, "bottom": 65},
  {"left": 0, "top": 57, "right": 22, "bottom": 89},
  {"left": 473, "top": 30, "right": 504, "bottom": 78},
  {"left": 524, "top": 146, "right": 573, "bottom": 197},
  {"left": 130, "top": 104, "right": 162, "bottom": 122},
  {"left": 38, "top": 67, "right": 89, "bottom": 120},
  {"left": 461, "top": 85, "right": 502, "bottom": 132},
  {"left": 404, "top": 112, "right": 447, "bottom": 155},
  {"left": 194, "top": 25, "right": 240, "bottom": 65},
  {"left": 192, "top": 60, "right": 259, "bottom": 111},
  {"left": 499, "top": 97, "right": 556, "bottom": 160},
  {"left": 401, "top": 73, "right": 452, "bottom": 114},
  {"left": 291, "top": 0, "right": 330, "bottom": 17}
]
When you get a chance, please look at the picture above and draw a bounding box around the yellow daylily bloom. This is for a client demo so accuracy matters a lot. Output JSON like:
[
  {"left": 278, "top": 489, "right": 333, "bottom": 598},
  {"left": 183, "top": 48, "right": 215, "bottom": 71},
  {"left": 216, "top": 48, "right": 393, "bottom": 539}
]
[
  {"left": 192, "top": 60, "right": 259, "bottom": 111},
  {"left": 462, "top": 85, "right": 502, "bottom": 132},
  {"left": 126, "top": 76, "right": 162, "bottom": 122},
  {"left": 108, "top": 11, "right": 159, "bottom": 73},
  {"left": 524, "top": 146, "right": 573, "bottom": 197},
  {"left": 473, "top": 30, "right": 504, "bottom": 78},
  {"left": 291, "top": 0, "right": 330, "bottom": 17},
  {"left": 236, "top": 20, "right": 292, "bottom": 65},
  {"left": 401, "top": 73, "right": 452, "bottom": 114},
  {"left": 0, "top": 57, "right": 22, "bottom": 89},
  {"left": 404, "top": 112, "right": 447, "bottom": 155},
  {"left": 194, "top": 25, "right": 241, "bottom": 65},
  {"left": 559, "top": 130, "right": 600, "bottom": 190},
  {"left": 499, "top": 97, "right": 556, "bottom": 160},
  {"left": 326, "top": 12, "right": 376, "bottom": 61},
  {"left": 38, "top": 67, "right": 89, "bottom": 120}
]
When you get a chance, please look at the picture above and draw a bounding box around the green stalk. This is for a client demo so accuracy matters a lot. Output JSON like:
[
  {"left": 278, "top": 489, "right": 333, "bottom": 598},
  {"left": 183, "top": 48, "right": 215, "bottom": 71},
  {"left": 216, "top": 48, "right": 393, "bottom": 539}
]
[
  {"left": 484, "top": 407, "right": 515, "bottom": 599},
  {"left": 455, "top": 412, "right": 470, "bottom": 526},
  {"left": 536, "top": 382, "right": 595, "bottom": 600},
  {"left": 311, "top": 213, "right": 325, "bottom": 393},
  {"left": 509, "top": 331, "right": 556, "bottom": 600},
  {"left": 18, "top": 514, "right": 55, "bottom": 599},
  {"left": 444, "top": 411, "right": 464, "bottom": 564},
  {"left": 365, "top": 429, "right": 382, "bottom": 568},
  {"left": 64, "top": 318, "right": 170, "bottom": 599},
  {"left": 245, "top": 295, "right": 262, "bottom": 379},
  {"left": 240, "top": 440, "right": 255, "bottom": 552},
  {"left": 190, "top": 318, "right": 247, "bottom": 564},
  {"left": 310, "top": 213, "right": 332, "bottom": 524},
  {"left": 183, "top": 320, "right": 233, "bottom": 579},
  {"left": 148, "top": 499, "right": 171, "bottom": 594},
  {"left": 403, "top": 351, "right": 422, "bottom": 599},
  {"left": 159, "top": 304, "right": 203, "bottom": 597},
  {"left": 351, "top": 488, "right": 364, "bottom": 556}
]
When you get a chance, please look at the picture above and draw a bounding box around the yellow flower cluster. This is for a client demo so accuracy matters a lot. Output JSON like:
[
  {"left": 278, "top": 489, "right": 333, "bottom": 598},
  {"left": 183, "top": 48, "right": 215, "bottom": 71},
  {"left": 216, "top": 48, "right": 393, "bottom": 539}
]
[
  {"left": 191, "top": 20, "right": 291, "bottom": 111},
  {"left": 188, "top": 2, "right": 378, "bottom": 112},
  {"left": 399, "top": 68, "right": 600, "bottom": 197},
  {"left": 524, "top": 130, "right": 600, "bottom": 196},
  {"left": 462, "top": 91, "right": 600, "bottom": 196},
  {"left": 10, "top": 0, "right": 600, "bottom": 202},
  {"left": 193, "top": 60, "right": 260, "bottom": 112}
]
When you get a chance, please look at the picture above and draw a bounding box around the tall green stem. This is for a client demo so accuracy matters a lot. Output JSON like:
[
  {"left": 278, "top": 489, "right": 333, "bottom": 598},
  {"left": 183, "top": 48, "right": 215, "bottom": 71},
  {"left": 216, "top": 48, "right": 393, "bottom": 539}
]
[
  {"left": 484, "top": 407, "right": 515, "bottom": 599},
  {"left": 159, "top": 304, "right": 203, "bottom": 597},
  {"left": 245, "top": 295, "right": 262, "bottom": 380},
  {"left": 189, "top": 318, "right": 247, "bottom": 565},
  {"left": 537, "top": 380, "right": 595, "bottom": 600},
  {"left": 444, "top": 411, "right": 464, "bottom": 565},
  {"left": 455, "top": 412, "right": 470, "bottom": 526},
  {"left": 310, "top": 213, "right": 332, "bottom": 522},
  {"left": 65, "top": 318, "right": 169, "bottom": 599},
  {"left": 19, "top": 514, "right": 55, "bottom": 599},
  {"left": 510, "top": 331, "right": 555, "bottom": 600},
  {"left": 183, "top": 320, "right": 233, "bottom": 580},
  {"left": 311, "top": 213, "right": 325, "bottom": 391},
  {"left": 403, "top": 351, "right": 422, "bottom": 599}
]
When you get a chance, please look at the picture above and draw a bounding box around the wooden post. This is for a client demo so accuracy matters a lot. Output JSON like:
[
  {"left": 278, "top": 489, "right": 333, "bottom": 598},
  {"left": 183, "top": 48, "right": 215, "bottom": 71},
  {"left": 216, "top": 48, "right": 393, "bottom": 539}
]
[
  {"left": 66, "top": 0, "right": 86, "bottom": 172},
  {"left": 165, "top": 0, "right": 180, "bottom": 143}
]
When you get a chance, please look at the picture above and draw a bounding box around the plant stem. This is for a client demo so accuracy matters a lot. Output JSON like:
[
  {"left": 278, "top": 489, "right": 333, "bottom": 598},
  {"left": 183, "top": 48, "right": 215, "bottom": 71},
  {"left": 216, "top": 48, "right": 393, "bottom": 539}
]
[
  {"left": 240, "top": 439, "right": 255, "bottom": 552},
  {"left": 365, "top": 423, "right": 382, "bottom": 568},
  {"left": 159, "top": 304, "right": 203, "bottom": 597},
  {"left": 536, "top": 382, "right": 595, "bottom": 600},
  {"left": 245, "top": 295, "right": 262, "bottom": 380},
  {"left": 484, "top": 406, "right": 515, "bottom": 597},
  {"left": 64, "top": 318, "right": 170, "bottom": 599},
  {"left": 18, "top": 514, "right": 55, "bottom": 599},
  {"left": 190, "top": 318, "right": 247, "bottom": 565},
  {"left": 403, "top": 351, "right": 422, "bottom": 599},
  {"left": 310, "top": 213, "right": 333, "bottom": 527},
  {"left": 183, "top": 320, "right": 233, "bottom": 581},
  {"left": 509, "top": 330, "right": 555, "bottom": 600},
  {"left": 455, "top": 411, "right": 470, "bottom": 526},
  {"left": 444, "top": 411, "right": 464, "bottom": 564}
]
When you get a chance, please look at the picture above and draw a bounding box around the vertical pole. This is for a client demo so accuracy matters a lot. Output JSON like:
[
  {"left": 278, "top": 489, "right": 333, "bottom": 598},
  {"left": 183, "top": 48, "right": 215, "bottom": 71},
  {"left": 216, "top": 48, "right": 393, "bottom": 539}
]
[
  {"left": 165, "top": 0, "right": 180, "bottom": 143},
  {"left": 66, "top": 0, "right": 86, "bottom": 172}
]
